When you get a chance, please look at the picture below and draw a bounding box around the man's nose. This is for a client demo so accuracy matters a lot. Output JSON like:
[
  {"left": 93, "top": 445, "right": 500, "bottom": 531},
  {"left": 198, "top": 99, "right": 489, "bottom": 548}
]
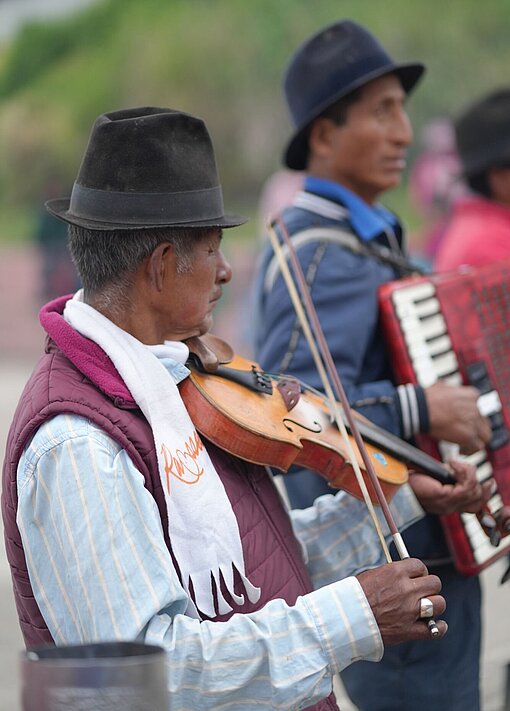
[
  {"left": 217, "top": 251, "right": 232, "bottom": 284},
  {"left": 392, "top": 108, "right": 413, "bottom": 145}
]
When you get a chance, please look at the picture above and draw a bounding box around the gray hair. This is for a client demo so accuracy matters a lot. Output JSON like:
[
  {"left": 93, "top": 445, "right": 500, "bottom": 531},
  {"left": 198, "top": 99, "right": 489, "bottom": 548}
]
[{"left": 68, "top": 224, "right": 211, "bottom": 311}]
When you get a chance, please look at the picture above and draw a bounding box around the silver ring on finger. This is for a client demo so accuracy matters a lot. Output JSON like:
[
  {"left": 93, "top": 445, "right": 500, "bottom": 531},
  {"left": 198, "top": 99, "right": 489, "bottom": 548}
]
[{"left": 419, "top": 597, "right": 434, "bottom": 619}]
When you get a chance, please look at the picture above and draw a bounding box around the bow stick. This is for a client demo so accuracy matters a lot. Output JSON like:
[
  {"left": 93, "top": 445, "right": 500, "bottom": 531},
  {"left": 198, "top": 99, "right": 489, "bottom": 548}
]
[
  {"left": 269, "top": 218, "right": 440, "bottom": 637},
  {"left": 267, "top": 224, "right": 390, "bottom": 558}
]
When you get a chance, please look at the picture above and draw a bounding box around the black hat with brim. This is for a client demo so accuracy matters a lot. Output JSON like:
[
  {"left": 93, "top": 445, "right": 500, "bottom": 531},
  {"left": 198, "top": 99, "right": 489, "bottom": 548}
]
[
  {"left": 283, "top": 20, "right": 425, "bottom": 171},
  {"left": 46, "top": 107, "right": 247, "bottom": 231}
]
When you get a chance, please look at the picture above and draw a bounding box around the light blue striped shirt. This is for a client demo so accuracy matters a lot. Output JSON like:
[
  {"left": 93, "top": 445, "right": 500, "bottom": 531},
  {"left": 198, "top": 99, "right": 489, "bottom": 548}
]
[{"left": 17, "top": 358, "right": 423, "bottom": 710}]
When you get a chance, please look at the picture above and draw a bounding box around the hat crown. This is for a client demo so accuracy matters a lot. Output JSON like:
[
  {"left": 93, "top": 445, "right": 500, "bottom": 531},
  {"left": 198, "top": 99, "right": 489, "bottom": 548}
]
[
  {"left": 284, "top": 20, "right": 392, "bottom": 128},
  {"left": 77, "top": 107, "right": 218, "bottom": 193}
]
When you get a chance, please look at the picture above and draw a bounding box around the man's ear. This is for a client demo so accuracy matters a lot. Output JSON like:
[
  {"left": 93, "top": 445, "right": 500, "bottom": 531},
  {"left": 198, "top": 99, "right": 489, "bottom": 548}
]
[
  {"left": 488, "top": 166, "right": 510, "bottom": 206},
  {"left": 146, "top": 242, "right": 174, "bottom": 292},
  {"left": 308, "top": 117, "right": 337, "bottom": 161}
]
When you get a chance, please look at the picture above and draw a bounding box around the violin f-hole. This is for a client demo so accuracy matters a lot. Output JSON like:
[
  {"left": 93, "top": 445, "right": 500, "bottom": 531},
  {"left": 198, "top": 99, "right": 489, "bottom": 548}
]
[{"left": 282, "top": 417, "right": 322, "bottom": 435}]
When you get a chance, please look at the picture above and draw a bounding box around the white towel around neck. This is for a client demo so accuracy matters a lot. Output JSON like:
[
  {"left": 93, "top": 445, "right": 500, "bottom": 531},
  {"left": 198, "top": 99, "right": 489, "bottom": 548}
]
[{"left": 64, "top": 292, "right": 260, "bottom": 618}]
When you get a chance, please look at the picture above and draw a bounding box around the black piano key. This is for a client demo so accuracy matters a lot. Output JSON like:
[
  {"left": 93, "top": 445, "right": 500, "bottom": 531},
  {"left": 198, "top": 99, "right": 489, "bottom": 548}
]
[{"left": 489, "top": 427, "right": 510, "bottom": 450}]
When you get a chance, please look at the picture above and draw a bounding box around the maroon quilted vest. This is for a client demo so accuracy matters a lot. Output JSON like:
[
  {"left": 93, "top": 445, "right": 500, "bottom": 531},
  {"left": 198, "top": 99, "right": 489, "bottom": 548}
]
[{"left": 2, "top": 297, "right": 339, "bottom": 711}]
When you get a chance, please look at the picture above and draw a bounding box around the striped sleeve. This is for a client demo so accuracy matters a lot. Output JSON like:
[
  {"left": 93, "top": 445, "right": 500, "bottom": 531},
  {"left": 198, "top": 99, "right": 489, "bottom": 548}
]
[
  {"left": 290, "top": 485, "right": 424, "bottom": 590},
  {"left": 17, "top": 414, "right": 384, "bottom": 710},
  {"left": 396, "top": 384, "right": 429, "bottom": 439}
]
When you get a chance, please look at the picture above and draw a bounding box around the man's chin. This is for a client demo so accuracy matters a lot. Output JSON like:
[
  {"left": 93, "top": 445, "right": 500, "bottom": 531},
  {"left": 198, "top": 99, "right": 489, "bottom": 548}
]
[
  {"left": 383, "top": 171, "right": 403, "bottom": 187},
  {"left": 198, "top": 316, "right": 214, "bottom": 336}
]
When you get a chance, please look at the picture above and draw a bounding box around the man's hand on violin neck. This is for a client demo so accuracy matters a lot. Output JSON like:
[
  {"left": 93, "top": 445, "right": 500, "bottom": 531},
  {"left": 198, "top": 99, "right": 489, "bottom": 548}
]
[
  {"left": 425, "top": 381, "right": 491, "bottom": 454},
  {"left": 409, "top": 459, "right": 492, "bottom": 515},
  {"left": 357, "top": 558, "right": 447, "bottom": 646}
]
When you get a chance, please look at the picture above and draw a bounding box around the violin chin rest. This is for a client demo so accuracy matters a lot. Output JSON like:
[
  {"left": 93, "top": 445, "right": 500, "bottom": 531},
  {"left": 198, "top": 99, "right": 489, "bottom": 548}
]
[{"left": 186, "top": 334, "right": 234, "bottom": 372}]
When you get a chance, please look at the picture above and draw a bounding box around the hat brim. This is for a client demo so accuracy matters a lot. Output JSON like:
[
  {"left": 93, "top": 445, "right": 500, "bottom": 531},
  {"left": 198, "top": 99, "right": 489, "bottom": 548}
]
[
  {"left": 45, "top": 198, "right": 248, "bottom": 231},
  {"left": 283, "top": 62, "right": 425, "bottom": 171}
]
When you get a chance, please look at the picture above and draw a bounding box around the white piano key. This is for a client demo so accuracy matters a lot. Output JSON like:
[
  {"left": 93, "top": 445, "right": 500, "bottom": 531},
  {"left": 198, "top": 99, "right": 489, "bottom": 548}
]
[
  {"left": 395, "top": 296, "right": 440, "bottom": 320},
  {"left": 404, "top": 334, "right": 433, "bottom": 354},
  {"left": 414, "top": 361, "right": 438, "bottom": 388},
  {"left": 487, "top": 494, "right": 503, "bottom": 513},
  {"left": 399, "top": 311, "right": 422, "bottom": 330},
  {"left": 439, "top": 441, "right": 460, "bottom": 460},
  {"left": 465, "top": 449, "right": 487, "bottom": 466},
  {"left": 402, "top": 315, "right": 448, "bottom": 343},
  {"left": 424, "top": 334, "right": 453, "bottom": 357},
  {"left": 419, "top": 314, "right": 449, "bottom": 340},
  {"left": 443, "top": 373, "right": 463, "bottom": 386},
  {"left": 477, "top": 390, "right": 502, "bottom": 416},
  {"left": 411, "top": 352, "right": 435, "bottom": 370},
  {"left": 463, "top": 515, "right": 483, "bottom": 536},
  {"left": 413, "top": 297, "right": 441, "bottom": 318},
  {"left": 408, "top": 341, "right": 434, "bottom": 361},
  {"left": 464, "top": 519, "right": 486, "bottom": 545},
  {"left": 430, "top": 351, "right": 459, "bottom": 378},
  {"left": 403, "top": 328, "right": 432, "bottom": 348},
  {"left": 395, "top": 302, "right": 417, "bottom": 320},
  {"left": 476, "top": 461, "right": 494, "bottom": 482},
  {"left": 392, "top": 282, "right": 436, "bottom": 305}
]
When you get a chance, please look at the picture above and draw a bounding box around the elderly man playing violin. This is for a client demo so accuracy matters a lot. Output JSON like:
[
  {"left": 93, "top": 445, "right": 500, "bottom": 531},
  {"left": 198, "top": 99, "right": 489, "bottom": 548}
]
[{"left": 1, "top": 106, "right": 498, "bottom": 711}]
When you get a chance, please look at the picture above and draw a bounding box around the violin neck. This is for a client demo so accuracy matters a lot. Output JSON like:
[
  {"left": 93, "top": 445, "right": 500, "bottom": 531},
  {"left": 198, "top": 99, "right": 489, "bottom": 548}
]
[{"left": 352, "top": 416, "right": 454, "bottom": 484}]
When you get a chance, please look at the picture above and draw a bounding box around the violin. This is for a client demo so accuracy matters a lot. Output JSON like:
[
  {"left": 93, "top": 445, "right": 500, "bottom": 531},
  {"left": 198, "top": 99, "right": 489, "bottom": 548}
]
[{"left": 180, "top": 335, "right": 454, "bottom": 504}]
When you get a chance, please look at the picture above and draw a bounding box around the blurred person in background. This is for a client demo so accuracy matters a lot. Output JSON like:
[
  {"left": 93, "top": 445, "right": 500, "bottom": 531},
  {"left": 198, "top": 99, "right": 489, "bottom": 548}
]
[
  {"left": 407, "top": 117, "right": 465, "bottom": 267},
  {"left": 35, "top": 180, "right": 81, "bottom": 302},
  {"left": 3, "top": 106, "right": 463, "bottom": 711},
  {"left": 253, "top": 20, "right": 501, "bottom": 711},
  {"left": 435, "top": 89, "right": 510, "bottom": 271},
  {"left": 257, "top": 169, "right": 304, "bottom": 241},
  {"left": 434, "top": 89, "right": 510, "bottom": 591}
]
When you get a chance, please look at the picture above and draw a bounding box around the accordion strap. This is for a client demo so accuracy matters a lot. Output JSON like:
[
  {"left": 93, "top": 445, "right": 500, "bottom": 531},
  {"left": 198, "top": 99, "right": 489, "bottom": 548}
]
[{"left": 263, "top": 226, "right": 422, "bottom": 295}]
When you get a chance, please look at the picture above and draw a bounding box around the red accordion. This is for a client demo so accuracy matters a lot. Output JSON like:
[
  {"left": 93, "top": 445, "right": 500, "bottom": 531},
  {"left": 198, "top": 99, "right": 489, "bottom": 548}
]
[{"left": 379, "top": 259, "right": 510, "bottom": 575}]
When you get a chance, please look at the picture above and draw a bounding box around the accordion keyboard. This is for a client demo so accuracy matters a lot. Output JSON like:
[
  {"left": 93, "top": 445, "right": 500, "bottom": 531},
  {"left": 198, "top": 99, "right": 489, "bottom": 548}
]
[{"left": 379, "top": 262, "right": 510, "bottom": 574}]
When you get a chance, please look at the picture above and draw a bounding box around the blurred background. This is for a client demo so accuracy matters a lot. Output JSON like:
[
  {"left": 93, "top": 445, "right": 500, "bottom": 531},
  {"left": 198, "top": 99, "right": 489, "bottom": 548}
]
[
  {"left": 2, "top": 0, "right": 510, "bottom": 356},
  {"left": 1, "top": 0, "right": 510, "bottom": 708}
]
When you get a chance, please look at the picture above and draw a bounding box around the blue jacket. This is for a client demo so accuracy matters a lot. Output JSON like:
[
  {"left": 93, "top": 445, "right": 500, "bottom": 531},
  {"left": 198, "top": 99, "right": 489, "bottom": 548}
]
[{"left": 253, "top": 179, "right": 449, "bottom": 562}]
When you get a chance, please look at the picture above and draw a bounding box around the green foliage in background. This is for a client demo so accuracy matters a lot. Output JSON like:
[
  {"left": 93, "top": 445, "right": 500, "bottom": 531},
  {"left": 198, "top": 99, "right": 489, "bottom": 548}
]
[{"left": 1, "top": 0, "right": 510, "bottom": 242}]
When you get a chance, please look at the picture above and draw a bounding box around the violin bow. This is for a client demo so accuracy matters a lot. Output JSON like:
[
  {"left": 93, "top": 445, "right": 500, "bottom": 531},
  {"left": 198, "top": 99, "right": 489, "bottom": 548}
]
[
  {"left": 267, "top": 223, "right": 390, "bottom": 559},
  {"left": 268, "top": 218, "right": 440, "bottom": 636}
]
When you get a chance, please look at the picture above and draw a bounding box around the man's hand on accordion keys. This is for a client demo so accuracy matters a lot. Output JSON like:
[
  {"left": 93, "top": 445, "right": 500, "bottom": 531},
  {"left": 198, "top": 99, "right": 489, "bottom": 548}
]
[
  {"left": 477, "top": 505, "right": 510, "bottom": 548},
  {"left": 425, "top": 381, "right": 492, "bottom": 455},
  {"left": 408, "top": 459, "right": 492, "bottom": 516}
]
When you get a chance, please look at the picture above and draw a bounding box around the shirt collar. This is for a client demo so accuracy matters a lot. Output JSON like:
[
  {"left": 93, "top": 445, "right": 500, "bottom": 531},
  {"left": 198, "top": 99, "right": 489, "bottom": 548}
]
[
  {"left": 304, "top": 176, "right": 397, "bottom": 242},
  {"left": 156, "top": 356, "right": 190, "bottom": 385},
  {"left": 147, "top": 343, "right": 190, "bottom": 384}
]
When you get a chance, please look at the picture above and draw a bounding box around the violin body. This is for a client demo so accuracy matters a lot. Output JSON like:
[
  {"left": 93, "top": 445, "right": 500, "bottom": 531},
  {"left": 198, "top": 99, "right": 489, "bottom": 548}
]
[{"left": 180, "top": 352, "right": 408, "bottom": 503}]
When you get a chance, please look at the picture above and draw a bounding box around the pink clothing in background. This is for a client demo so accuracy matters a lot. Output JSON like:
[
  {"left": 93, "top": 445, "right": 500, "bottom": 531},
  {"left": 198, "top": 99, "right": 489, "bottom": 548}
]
[{"left": 435, "top": 196, "right": 510, "bottom": 271}]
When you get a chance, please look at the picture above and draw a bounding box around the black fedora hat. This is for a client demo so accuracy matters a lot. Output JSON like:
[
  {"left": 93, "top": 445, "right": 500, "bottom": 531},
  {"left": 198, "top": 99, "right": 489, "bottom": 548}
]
[
  {"left": 283, "top": 20, "right": 425, "bottom": 170},
  {"left": 455, "top": 88, "right": 510, "bottom": 177},
  {"left": 46, "top": 107, "right": 247, "bottom": 230}
]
